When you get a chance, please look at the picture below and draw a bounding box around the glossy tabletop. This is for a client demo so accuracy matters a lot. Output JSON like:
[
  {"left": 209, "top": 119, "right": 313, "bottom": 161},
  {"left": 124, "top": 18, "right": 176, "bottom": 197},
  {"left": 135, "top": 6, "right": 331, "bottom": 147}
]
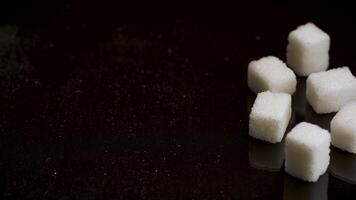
[{"left": 0, "top": 1, "right": 356, "bottom": 199}]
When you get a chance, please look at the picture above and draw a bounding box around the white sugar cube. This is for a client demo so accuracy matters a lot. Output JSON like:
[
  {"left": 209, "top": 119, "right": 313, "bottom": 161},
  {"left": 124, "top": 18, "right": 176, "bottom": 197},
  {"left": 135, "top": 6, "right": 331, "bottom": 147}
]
[
  {"left": 285, "top": 122, "right": 331, "bottom": 182},
  {"left": 249, "top": 91, "right": 291, "bottom": 143},
  {"left": 287, "top": 23, "right": 330, "bottom": 76},
  {"left": 330, "top": 101, "right": 356, "bottom": 153},
  {"left": 306, "top": 67, "right": 356, "bottom": 114},
  {"left": 248, "top": 56, "right": 297, "bottom": 94}
]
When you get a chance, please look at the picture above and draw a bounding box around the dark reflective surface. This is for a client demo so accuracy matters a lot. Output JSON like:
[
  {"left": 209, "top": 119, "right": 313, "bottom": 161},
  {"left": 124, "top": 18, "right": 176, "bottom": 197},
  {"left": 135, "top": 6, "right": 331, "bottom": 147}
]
[
  {"left": 292, "top": 78, "right": 307, "bottom": 118},
  {"left": 305, "top": 105, "right": 335, "bottom": 131},
  {"left": 330, "top": 148, "right": 356, "bottom": 184},
  {"left": 284, "top": 173, "right": 329, "bottom": 200},
  {"left": 1, "top": 1, "right": 356, "bottom": 199},
  {"left": 249, "top": 139, "right": 284, "bottom": 172}
]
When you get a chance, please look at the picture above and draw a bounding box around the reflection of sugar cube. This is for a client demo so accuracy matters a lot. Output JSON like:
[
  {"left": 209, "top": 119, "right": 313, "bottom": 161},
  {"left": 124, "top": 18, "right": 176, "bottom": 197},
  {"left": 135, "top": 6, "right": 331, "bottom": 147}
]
[
  {"left": 249, "top": 91, "right": 291, "bottom": 143},
  {"left": 285, "top": 122, "right": 331, "bottom": 182},
  {"left": 329, "top": 149, "right": 356, "bottom": 184},
  {"left": 331, "top": 101, "right": 356, "bottom": 153},
  {"left": 306, "top": 67, "right": 356, "bottom": 114},
  {"left": 249, "top": 139, "right": 284, "bottom": 171},
  {"left": 248, "top": 56, "right": 296, "bottom": 94},
  {"left": 284, "top": 173, "right": 328, "bottom": 200},
  {"left": 287, "top": 23, "right": 330, "bottom": 76}
]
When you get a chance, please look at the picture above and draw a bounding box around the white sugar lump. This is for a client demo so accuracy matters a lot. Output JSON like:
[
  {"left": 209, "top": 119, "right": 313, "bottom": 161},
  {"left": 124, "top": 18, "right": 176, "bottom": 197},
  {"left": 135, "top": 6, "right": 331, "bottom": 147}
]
[
  {"left": 330, "top": 101, "right": 356, "bottom": 153},
  {"left": 306, "top": 67, "right": 356, "bottom": 114},
  {"left": 248, "top": 56, "right": 297, "bottom": 94},
  {"left": 285, "top": 122, "right": 331, "bottom": 182},
  {"left": 249, "top": 91, "right": 291, "bottom": 143},
  {"left": 287, "top": 23, "right": 330, "bottom": 76}
]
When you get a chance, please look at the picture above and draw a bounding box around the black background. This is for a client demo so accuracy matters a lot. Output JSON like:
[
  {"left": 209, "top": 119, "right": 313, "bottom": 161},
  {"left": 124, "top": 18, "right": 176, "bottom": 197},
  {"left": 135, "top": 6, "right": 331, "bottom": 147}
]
[{"left": 0, "top": 0, "right": 356, "bottom": 199}]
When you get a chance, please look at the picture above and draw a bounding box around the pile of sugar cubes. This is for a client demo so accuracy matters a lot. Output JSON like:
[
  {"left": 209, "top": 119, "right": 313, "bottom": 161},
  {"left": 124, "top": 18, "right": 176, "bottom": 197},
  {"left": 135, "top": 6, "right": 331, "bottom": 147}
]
[{"left": 248, "top": 22, "right": 356, "bottom": 182}]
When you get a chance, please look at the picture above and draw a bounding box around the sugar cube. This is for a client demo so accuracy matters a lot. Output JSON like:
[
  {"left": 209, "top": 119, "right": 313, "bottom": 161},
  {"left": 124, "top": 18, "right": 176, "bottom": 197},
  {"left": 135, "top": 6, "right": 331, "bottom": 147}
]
[
  {"left": 330, "top": 101, "right": 356, "bottom": 153},
  {"left": 285, "top": 122, "right": 331, "bottom": 182},
  {"left": 248, "top": 56, "right": 297, "bottom": 94},
  {"left": 287, "top": 23, "right": 330, "bottom": 76},
  {"left": 306, "top": 67, "right": 356, "bottom": 114},
  {"left": 249, "top": 91, "right": 291, "bottom": 143}
]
